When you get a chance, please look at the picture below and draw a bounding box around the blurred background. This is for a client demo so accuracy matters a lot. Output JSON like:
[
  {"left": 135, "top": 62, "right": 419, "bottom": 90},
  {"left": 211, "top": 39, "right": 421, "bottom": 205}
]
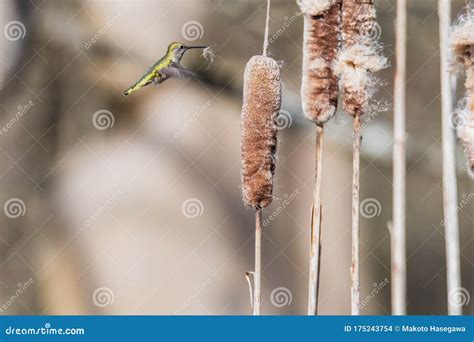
[{"left": 0, "top": 0, "right": 472, "bottom": 315}]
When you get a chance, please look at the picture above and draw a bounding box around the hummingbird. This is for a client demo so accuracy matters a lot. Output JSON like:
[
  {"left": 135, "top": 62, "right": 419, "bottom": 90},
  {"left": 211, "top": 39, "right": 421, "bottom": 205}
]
[{"left": 124, "top": 42, "right": 208, "bottom": 96}]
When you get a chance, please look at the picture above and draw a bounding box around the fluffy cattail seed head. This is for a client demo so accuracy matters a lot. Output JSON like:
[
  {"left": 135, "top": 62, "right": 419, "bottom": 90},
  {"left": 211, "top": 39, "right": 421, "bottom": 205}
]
[
  {"left": 336, "top": 0, "right": 387, "bottom": 116},
  {"left": 241, "top": 56, "right": 281, "bottom": 208},
  {"left": 299, "top": 0, "right": 342, "bottom": 124},
  {"left": 297, "top": 0, "right": 334, "bottom": 16}
]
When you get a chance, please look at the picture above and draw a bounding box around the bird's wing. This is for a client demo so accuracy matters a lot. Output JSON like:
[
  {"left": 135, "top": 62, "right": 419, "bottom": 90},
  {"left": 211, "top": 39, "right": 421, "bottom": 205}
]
[{"left": 160, "top": 64, "right": 194, "bottom": 79}]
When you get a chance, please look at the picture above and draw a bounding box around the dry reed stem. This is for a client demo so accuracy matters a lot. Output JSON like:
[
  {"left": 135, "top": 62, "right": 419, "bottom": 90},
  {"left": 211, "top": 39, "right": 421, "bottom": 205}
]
[
  {"left": 392, "top": 0, "right": 407, "bottom": 316},
  {"left": 254, "top": 208, "right": 262, "bottom": 315},
  {"left": 308, "top": 125, "right": 324, "bottom": 315},
  {"left": 300, "top": 0, "right": 342, "bottom": 124},
  {"left": 439, "top": 0, "right": 462, "bottom": 316},
  {"left": 351, "top": 113, "right": 361, "bottom": 315}
]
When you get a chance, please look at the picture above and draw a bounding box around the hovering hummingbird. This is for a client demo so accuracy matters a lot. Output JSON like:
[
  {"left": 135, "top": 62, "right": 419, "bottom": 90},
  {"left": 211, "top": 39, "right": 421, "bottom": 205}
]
[{"left": 124, "top": 42, "right": 208, "bottom": 96}]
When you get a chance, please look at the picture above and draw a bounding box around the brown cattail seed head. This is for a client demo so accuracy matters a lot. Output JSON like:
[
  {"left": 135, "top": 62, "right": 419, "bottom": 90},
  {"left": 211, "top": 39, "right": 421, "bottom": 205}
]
[
  {"left": 299, "top": 0, "right": 342, "bottom": 124},
  {"left": 451, "top": 8, "right": 474, "bottom": 177},
  {"left": 241, "top": 56, "right": 281, "bottom": 208},
  {"left": 335, "top": 0, "right": 386, "bottom": 116}
]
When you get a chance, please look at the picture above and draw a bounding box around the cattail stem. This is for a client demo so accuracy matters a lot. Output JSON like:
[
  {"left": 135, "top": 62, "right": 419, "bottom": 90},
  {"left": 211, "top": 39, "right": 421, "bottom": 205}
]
[
  {"left": 240, "top": 0, "right": 280, "bottom": 316},
  {"left": 438, "top": 0, "right": 462, "bottom": 316},
  {"left": 298, "top": 0, "right": 341, "bottom": 316},
  {"left": 308, "top": 124, "right": 324, "bottom": 315},
  {"left": 254, "top": 208, "right": 262, "bottom": 315},
  {"left": 263, "top": 0, "right": 271, "bottom": 57},
  {"left": 351, "top": 113, "right": 361, "bottom": 315},
  {"left": 392, "top": 0, "right": 407, "bottom": 316}
]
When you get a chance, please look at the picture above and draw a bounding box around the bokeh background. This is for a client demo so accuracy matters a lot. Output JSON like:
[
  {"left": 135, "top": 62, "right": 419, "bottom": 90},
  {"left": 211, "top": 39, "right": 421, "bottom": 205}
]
[{"left": 0, "top": 0, "right": 472, "bottom": 315}]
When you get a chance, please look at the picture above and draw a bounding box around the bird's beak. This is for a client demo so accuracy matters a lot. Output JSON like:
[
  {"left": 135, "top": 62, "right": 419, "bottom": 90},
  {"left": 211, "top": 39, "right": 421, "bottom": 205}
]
[{"left": 185, "top": 45, "right": 208, "bottom": 50}]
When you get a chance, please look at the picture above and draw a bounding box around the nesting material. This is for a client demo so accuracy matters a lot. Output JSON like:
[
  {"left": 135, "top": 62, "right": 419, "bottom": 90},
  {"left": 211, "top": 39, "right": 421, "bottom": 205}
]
[
  {"left": 451, "top": 8, "right": 474, "bottom": 177},
  {"left": 202, "top": 46, "right": 216, "bottom": 63},
  {"left": 300, "top": 0, "right": 342, "bottom": 124},
  {"left": 241, "top": 56, "right": 281, "bottom": 208},
  {"left": 336, "top": 0, "right": 387, "bottom": 116}
]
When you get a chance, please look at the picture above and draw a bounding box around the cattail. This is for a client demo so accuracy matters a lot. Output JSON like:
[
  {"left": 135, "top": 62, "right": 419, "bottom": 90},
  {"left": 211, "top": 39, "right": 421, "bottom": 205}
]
[
  {"left": 335, "top": 0, "right": 386, "bottom": 116},
  {"left": 297, "top": 0, "right": 342, "bottom": 316},
  {"left": 299, "top": 0, "right": 341, "bottom": 124},
  {"left": 335, "top": 0, "right": 386, "bottom": 316},
  {"left": 240, "top": 0, "right": 281, "bottom": 315},
  {"left": 241, "top": 56, "right": 281, "bottom": 208},
  {"left": 451, "top": 7, "right": 474, "bottom": 177}
]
